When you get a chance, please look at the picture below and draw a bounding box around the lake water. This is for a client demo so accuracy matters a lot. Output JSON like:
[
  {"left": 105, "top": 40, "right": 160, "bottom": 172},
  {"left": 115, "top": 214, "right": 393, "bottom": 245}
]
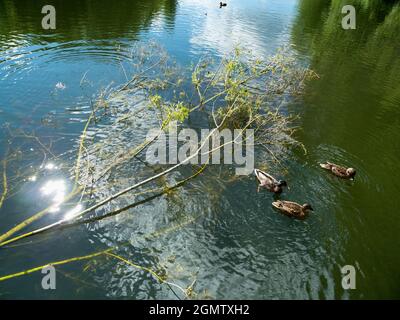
[{"left": 0, "top": 0, "right": 399, "bottom": 299}]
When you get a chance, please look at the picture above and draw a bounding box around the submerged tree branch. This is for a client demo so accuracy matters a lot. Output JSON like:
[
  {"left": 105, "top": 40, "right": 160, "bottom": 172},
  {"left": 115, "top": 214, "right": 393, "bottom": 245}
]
[{"left": 0, "top": 111, "right": 229, "bottom": 247}]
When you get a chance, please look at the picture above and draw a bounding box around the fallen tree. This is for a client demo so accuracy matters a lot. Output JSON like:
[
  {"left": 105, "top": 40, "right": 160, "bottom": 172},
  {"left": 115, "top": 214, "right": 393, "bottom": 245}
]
[{"left": 0, "top": 42, "right": 317, "bottom": 298}]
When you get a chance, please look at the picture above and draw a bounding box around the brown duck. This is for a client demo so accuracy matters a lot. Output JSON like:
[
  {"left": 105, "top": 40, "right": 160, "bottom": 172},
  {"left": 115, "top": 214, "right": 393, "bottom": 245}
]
[
  {"left": 272, "top": 201, "right": 313, "bottom": 219},
  {"left": 320, "top": 162, "right": 356, "bottom": 180}
]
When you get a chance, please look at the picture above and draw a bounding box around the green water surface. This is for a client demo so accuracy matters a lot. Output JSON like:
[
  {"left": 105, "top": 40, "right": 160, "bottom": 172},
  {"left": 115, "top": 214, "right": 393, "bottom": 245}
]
[{"left": 0, "top": 0, "right": 399, "bottom": 299}]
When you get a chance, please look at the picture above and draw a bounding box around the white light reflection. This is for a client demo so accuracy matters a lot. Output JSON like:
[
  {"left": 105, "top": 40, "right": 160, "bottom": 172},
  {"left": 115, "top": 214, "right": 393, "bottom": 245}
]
[
  {"left": 40, "top": 179, "right": 66, "bottom": 212},
  {"left": 64, "top": 204, "right": 83, "bottom": 221},
  {"left": 44, "top": 163, "right": 58, "bottom": 170}
]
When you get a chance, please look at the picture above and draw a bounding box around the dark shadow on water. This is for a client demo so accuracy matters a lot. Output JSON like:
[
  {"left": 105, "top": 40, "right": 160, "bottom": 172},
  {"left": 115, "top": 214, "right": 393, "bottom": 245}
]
[{"left": 0, "top": 0, "right": 178, "bottom": 43}]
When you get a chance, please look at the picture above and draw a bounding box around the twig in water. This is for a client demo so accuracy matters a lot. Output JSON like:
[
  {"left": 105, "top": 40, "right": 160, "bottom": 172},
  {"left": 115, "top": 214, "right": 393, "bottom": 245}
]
[{"left": 0, "top": 159, "right": 7, "bottom": 210}]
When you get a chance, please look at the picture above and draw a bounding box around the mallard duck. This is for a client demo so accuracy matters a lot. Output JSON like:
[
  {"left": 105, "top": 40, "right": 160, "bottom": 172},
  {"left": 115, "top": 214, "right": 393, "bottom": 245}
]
[
  {"left": 320, "top": 162, "right": 356, "bottom": 180},
  {"left": 272, "top": 201, "right": 313, "bottom": 219},
  {"left": 220, "top": 2, "right": 227, "bottom": 8},
  {"left": 254, "top": 169, "right": 287, "bottom": 194}
]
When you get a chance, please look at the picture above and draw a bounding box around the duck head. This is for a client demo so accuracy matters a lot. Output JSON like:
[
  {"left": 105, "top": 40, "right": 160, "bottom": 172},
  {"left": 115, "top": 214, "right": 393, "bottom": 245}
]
[
  {"left": 346, "top": 168, "right": 356, "bottom": 178},
  {"left": 302, "top": 203, "right": 314, "bottom": 211},
  {"left": 278, "top": 180, "right": 287, "bottom": 187}
]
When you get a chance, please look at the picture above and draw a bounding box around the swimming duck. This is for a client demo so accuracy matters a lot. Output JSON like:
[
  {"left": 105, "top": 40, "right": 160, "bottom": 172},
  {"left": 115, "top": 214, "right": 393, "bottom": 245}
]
[
  {"left": 254, "top": 169, "right": 287, "bottom": 194},
  {"left": 272, "top": 201, "right": 313, "bottom": 219},
  {"left": 220, "top": 2, "right": 227, "bottom": 8},
  {"left": 320, "top": 162, "right": 356, "bottom": 180}
]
